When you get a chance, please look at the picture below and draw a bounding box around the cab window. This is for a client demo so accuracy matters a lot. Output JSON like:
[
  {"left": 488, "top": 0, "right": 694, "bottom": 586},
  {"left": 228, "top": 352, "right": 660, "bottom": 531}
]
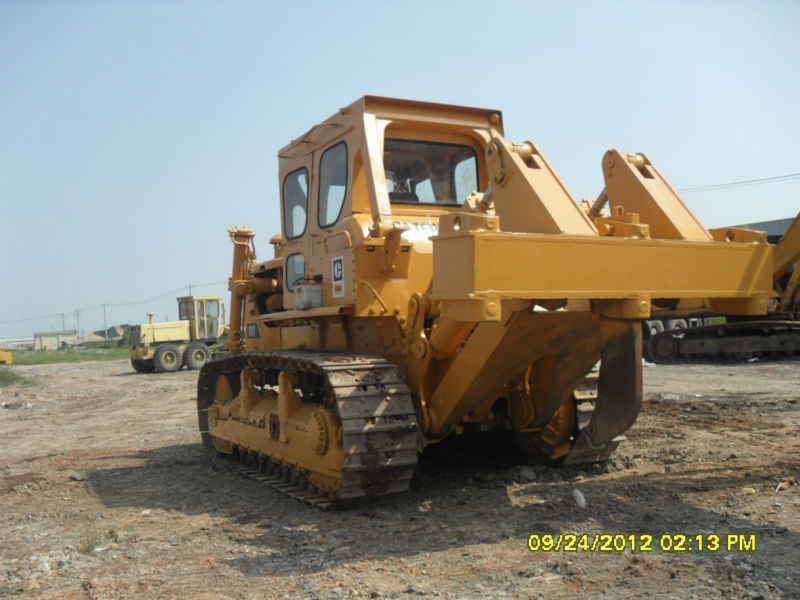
[
  {"left": 384, "top": 139, "right": 479, "bottom": 206},
  {"left": 179, "top": 301, "right": 194, "bottom": 320},
  {"left": 454, "top": 153, "right": 478, "bottom": 204},
  {"left": 205, "top": 300, "right": 219, "bottom": 337},
  {"left": 286, "top": 253, "right": 306, "bottom": 291},
  {"left": 282, "top": 168, "right": 309, "bottom": 240},
  {"left": 318, "top": 142, "right": 348, "bottom": 228},
  {"left": 198, "top": 316, "right": 206, "bottom": 337}
]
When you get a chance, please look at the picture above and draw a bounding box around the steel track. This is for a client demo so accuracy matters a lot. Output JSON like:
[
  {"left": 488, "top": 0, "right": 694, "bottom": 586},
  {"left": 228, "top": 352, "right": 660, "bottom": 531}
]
[
  {"left": 646, "top": 320, "right": 800, "bottom": 363},
  {"left": 197, "top": 353, "right": 623, "bottom": 507},
  {"left": 197, "top": 351, "right": 420, "bottom": 509}
]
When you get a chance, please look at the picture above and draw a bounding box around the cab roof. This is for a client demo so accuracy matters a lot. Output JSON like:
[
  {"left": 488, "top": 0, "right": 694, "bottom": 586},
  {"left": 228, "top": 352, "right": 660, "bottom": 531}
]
[
  {"left": 278, "top": 95, "right": 503, "bottom": 159},
  {"left": 176, "top": 295, "right": 222, "bottom": 302}
]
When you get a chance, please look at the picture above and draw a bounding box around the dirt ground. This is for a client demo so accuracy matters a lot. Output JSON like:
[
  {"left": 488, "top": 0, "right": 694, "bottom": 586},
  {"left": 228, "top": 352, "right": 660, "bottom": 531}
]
[{"left": 1, "top": 358, "right": 798, "bottom": 600}]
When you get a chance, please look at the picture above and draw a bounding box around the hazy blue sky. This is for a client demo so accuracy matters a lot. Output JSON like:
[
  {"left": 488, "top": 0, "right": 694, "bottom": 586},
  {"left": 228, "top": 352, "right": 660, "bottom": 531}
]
[{"left": 1, "top": 0, "right": 798, "bottom": 339}]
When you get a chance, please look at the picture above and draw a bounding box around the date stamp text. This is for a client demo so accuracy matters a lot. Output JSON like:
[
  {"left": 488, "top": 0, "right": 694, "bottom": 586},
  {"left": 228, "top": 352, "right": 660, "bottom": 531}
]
[{"left": 527, "top": 533, "right": 756, "bottom": 553}]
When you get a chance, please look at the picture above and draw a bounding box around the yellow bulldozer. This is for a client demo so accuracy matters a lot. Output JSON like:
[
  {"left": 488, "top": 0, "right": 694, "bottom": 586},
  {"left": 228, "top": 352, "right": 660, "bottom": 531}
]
[
  {"left": 197, "top": 96, "right": 773, "bottom": 507},
  {"left": 130, "top": 295, "right": 223, "bottom": 373}
]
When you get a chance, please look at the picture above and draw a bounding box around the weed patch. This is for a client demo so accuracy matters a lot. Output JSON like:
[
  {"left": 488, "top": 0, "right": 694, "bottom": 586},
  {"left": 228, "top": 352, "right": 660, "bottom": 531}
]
[
  {"left": 13, "top": 347, "right": 129, "bottom": 365},
  {"left": 0, "top": 367, "right": 33, "bottom": 387}
]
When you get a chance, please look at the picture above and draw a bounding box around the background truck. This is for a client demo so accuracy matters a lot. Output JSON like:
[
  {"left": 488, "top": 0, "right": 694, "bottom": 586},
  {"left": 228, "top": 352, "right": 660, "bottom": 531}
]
[
  {"left": 196, "top": 96, "right": 773, "bottom": 507},
  {"left": 130, "top": 295, "right": 223, "bottom": 373}
]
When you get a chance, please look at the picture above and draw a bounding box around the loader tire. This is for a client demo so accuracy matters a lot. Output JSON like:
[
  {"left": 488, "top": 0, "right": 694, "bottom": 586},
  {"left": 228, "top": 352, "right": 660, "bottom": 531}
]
[
  {"left": 184, "top": 342, "right": 210, "bottom": 370},
  {"left": 154, "top": 343, "right": 181, "bottom": 373},
  {"left": 130, "top": 358, "right": 155, "bottom": 373}
]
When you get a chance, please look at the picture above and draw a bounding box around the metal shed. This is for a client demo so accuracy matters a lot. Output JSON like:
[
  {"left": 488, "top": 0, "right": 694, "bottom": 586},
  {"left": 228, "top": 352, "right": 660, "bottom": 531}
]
[{"left": 33, "top": 330, "right": 78, "bottom": 351}]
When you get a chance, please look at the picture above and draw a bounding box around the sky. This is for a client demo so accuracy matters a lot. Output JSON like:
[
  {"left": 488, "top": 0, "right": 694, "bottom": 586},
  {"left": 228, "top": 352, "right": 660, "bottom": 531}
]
[{"left": 1, "top": 0, "right": 798, "bottom": 339}]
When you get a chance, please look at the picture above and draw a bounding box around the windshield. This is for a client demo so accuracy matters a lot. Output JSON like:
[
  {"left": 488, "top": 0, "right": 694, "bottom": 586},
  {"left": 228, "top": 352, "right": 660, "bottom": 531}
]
[
  {"left": 384, "top": 139, "right": 478, "bottom": 206},
  {"left": 178, "top": 301, "right": 194, "bottom": 320}
]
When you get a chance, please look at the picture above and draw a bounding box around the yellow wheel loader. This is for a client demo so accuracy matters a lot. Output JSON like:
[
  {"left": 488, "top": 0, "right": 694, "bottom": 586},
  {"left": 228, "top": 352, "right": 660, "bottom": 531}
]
[
  {"left": 130, "top": 295, "right": 223, "bottom": 373},
  {"left": 197, "top": 96, "right": 773, "bottom": 507}
]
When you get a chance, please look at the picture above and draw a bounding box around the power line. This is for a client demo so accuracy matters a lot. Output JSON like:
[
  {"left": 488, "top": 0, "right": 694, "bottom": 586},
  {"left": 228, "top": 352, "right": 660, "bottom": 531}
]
[
  {"left": 0, "top": 281, "right": 227, "bottom": 324},
  {"left": 0, "top": 312, "right": 63, "bottom": 325},
  {"left": 677, "top": 172, "right": 800, "bottom": 194},
  {"left": 107, "top": 281, "right": 226, "bottom": 307},
  {"left": 106, "top": 287, "right": 186, "bottom": 307}
]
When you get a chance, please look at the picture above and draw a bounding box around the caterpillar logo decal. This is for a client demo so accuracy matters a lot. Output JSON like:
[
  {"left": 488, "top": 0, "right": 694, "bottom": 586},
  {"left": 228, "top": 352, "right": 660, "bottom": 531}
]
[{"left": 332, "top": 256, "right": 345, "bottom": 298}]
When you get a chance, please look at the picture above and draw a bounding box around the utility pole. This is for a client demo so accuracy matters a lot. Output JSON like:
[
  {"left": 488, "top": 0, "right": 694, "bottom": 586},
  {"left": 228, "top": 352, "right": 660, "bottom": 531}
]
[
  {"left": 102, "top": 304, "right": 108, "bottom": 340},
  {"left": 60, "top": 313, "right": 66, "bottom": 331},
  {"left": 74, "top": 309, "right": 81, "bottom": 341},
  {"left": 188, "top": 284, "right": 192, "bottom": 295}
]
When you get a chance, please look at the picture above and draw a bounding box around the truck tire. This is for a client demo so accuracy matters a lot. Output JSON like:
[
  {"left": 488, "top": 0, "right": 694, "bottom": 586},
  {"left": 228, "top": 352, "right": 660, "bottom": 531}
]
[
  {"left": 130, "top": 357, "right": 155, "bottom": 373},
  {"left": 648, "top": 333, "right": 679, "bottom": 362},
  {"left": 184, "top": 342, "right": 210, "bottom": 370},
  {"left": 665, "top": 319, "right": 688, "bottom": 332},
  {"left": 154, "top": 343, "right": 181, "bottom": 373},
  {"left": 645, "top": 320, "right": 665, "bottom": 338}
]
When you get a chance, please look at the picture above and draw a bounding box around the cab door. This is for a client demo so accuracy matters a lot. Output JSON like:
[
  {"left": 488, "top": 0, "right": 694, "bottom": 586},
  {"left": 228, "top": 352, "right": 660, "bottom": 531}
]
[
  {"left": 280, "top": 156, "right": 313, "bottom": 309},
  {"left": 309, "top": 141, "right": 349, "bottom": 306},
  {"left": 195, "top": 300, "right": 207, "bottom": 339},
  {"left": 194, "top": 299, "right": 220, "bottom": 340},
  {"left": 205, "top": 299, "right": 220, "bottom": 338}
]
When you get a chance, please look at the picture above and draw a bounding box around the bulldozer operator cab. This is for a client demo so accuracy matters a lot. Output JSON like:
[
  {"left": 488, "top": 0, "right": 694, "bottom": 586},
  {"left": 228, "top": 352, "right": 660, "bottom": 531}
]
[
  {"left": 276, "top": 97, "right": 490, "bottom": 311},
  {"left": 177, "top": 296, "right": 221, "bottom": 340}
]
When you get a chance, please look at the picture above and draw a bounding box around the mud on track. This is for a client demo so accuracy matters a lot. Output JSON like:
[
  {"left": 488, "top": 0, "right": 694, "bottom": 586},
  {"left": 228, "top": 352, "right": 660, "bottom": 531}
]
[{"left": 1, "top": 359, "right": 798, "bottom": 599}]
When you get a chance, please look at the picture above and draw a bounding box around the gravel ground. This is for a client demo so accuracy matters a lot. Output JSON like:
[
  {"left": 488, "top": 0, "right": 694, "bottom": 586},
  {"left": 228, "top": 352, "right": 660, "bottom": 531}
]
[{"left": 0, "top": 358, "right": 798, "bottom": 599}]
